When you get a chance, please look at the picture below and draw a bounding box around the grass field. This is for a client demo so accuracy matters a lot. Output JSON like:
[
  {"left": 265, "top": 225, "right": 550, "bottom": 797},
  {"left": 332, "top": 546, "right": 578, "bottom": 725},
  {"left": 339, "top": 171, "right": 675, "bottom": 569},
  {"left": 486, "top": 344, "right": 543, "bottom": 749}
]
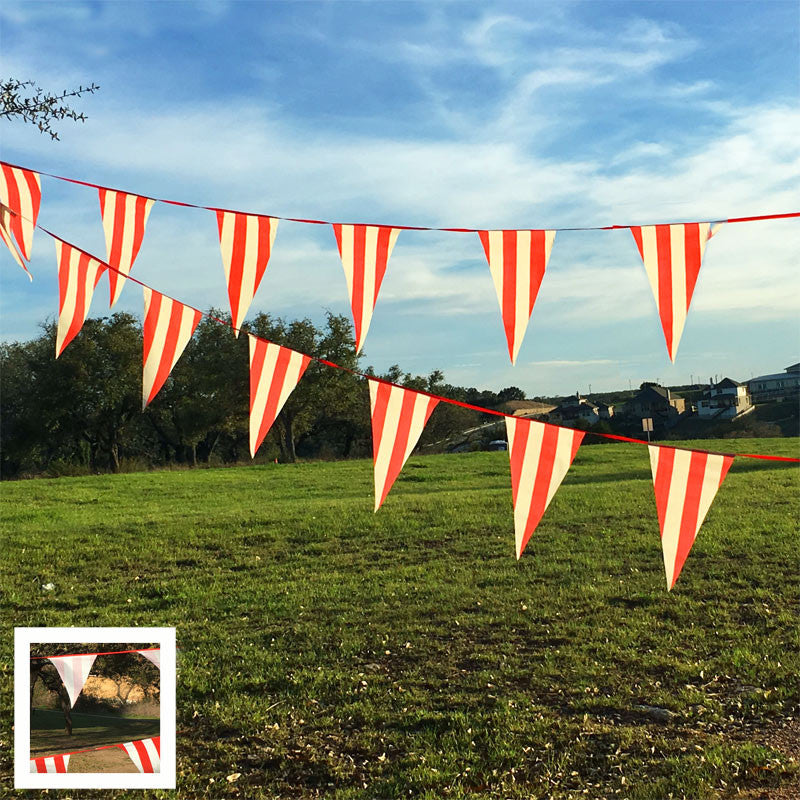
[{"left": 1, "top": 438, "right": 798, "bottom": 798}]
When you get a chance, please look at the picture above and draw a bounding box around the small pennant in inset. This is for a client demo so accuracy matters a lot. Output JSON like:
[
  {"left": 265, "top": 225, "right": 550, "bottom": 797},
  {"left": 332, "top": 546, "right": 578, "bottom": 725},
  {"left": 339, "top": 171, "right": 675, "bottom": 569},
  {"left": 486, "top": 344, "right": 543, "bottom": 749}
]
[
  {"left": 142, "top": 288, "right": 202, "bottom": 408},
  {"left": 99, "top": 188, "right": 155, "bottom": 307},
  {"left": 369, "top": 379, "right": 438, "bottom": 511},
  {"left": 505, "top": 417, "right": 583, "bottom": 559},
  {"left": 30, "top": 754, "right": 70, "bottom": 774},
  {"left": 48, "top": 654, "right": 97, "bottom": 707},
  {"left": 0, "top": 163, "right": 41, "bottom": 261},
  {"left": 630, "top": 222, "right": 719, "bottom": 362},
  {"left": 54, "top": 239, "right": 107, "bottom": 357},
  {"left": 649, "top": 445, "right": 733, "bottom": 590},
  {"left": 333, "top": 224, "right": 400, "bottom": 353},
  {"left": 137, "top": 649, "right": 160, "bottom": 669},
  {"left": 0, "top": 203, "right": 31, "bottom": 278},
  {"left": 479, "top": 229, "right": 555, "bottom": 364},
  {"left": 249, "top": 336, "right": 311, "bottom": 457},
  {"left": 121, "top": 737, "right": 161, "bottom": 773},
  {"left": 217, "top": 211, "right": 278, "bottom": 334}
]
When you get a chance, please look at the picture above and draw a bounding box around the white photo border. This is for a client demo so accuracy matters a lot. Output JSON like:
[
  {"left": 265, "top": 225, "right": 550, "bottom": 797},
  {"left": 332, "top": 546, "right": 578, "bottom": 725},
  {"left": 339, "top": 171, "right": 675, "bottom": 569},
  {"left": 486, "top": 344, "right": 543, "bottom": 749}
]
[{"left": 15, "top": 626, "right": 176, "bottom": 790}]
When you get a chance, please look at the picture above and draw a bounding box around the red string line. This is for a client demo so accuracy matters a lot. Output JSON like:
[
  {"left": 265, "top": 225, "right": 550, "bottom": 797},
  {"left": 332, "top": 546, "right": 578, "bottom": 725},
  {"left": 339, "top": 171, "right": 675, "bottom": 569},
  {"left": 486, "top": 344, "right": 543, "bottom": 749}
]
[
  {"left": 23, "top": 226, "right": 800, "bottom": 465},
  {"left": 31, "top": 739, "right": 150, "bottom": 761},
  {"left": 30, "top": 647, "right": 160, "bottom": 660},
  {"left": 3, "top": 159, "right": 799, "bottom": 231}
]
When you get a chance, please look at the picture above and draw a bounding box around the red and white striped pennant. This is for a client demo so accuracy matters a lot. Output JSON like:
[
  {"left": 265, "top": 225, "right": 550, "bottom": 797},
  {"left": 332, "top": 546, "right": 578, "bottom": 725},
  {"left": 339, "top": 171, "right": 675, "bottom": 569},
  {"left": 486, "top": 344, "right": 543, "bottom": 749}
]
[
  {"left": 0, "top": 163, "right": 41, "bottom": 261},
  {"left": 217, "top": 211, "right": 278, "bottom": 334},
  {"left": 142, "top": 288, "right": 202, "bottom": 408},
  {"left": 369, "top": 379, "right": 438, "bottom": 511},
  {"left": 631, "top": 222, "right": 720, "bottom": 362},
  {"left": 137, "top": 650, "right": 160, "bottom": 669},
  {"left": 30, "top": 754, "right": 70, "bottom": 774},
  {"left": 54, "top": 239, "right": 107, "bottom": 357},
  {"left": 479, "top": 229, "right": 556, "bottom": 364},
  {"left": 0, "top": 202, "right": 32, "bottom": 278},
  {"left": 649, "top": 445, "right": 733, "bottom": 590},
  {"left": 120, "top": 737, "right": 161, "bottom": 773},
  {"left": 249, "top": 336, "right": 311, "bottom": 457},
  {"left": 98, "top": 188, "right": 155, "bottom": 307},
  {"left": 48, "top": 654, "right": 97, "bottom": 707},
  {"left": 505, "top": 417, "right": 583, "bottom": 559},
  {"left": 333, "top": 224, "right": 400, "bottom": 353}
]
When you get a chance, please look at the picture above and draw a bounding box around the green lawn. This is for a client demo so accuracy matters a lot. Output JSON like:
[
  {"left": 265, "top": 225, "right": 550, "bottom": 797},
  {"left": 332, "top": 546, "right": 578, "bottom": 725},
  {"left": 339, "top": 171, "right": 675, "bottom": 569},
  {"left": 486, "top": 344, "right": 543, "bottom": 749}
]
[{"left": 1, "top": 438, "right": 798, "bottom": 798}]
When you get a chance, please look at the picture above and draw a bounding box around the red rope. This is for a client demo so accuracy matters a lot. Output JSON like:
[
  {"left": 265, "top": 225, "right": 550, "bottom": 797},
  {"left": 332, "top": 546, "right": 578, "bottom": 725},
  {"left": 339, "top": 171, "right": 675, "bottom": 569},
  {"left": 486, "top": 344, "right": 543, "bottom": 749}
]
[
  {"left": 3, "top": 159, "right": 799, "bottom": 231},
  {"left": 30, "top": 647, "right": 160, "bottom": 660}
]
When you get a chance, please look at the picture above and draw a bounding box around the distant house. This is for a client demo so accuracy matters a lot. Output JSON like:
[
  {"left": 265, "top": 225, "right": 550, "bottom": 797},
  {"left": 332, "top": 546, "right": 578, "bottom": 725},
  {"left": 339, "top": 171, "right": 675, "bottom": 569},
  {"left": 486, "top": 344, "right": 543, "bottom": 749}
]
[
  {"left": 619, "top": 384, "right": 686, "bottom": 424},
  {"left": 749, "top": 363, "right": 800, "bottom": 402},
  {"left": 696, "top": 378, "right": 753, "bottom": 420},
  {"left": 548, "top": 394, "right": 600, "bottom": 425},
  {"left": 595, "top": 401, "right": 615, "bottom": 420}
]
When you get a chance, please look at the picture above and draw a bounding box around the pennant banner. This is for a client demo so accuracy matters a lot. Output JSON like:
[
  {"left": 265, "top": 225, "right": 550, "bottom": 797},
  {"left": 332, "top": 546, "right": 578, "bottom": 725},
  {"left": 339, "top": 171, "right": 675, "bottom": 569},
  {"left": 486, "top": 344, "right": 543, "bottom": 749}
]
[
  {"left": 55, "top": 239, "right": 107, "bottom": 357},
  {"left": 333, "top": 224, "right": 400, "bottom": 353},
  {"left": 30, "top": 754, "right": 70, "bottom": 774},
  {"left": 137, "top": 650, "right": 160, "bottom": 669},
  {"left": 142, "top": 287, "right": 202, "bottom": 408},
  {"left": 369, "top": 380, "right": 438, "bottom": 511},
  {"left": 121, "top": 737, "right": 160, "bottom": 773},
  {"left": 48, "top": 654, "right": 97, "bottom": 708},
  {"left": 217, "top": 211, "right": 278, "bottom": 334},
  {"left": 649, "top": 445, "right": 733, "bottom": 590},
  {"left": 631, "top": 222, "right": 718, "bottom": 362},
  {"left": 479, "top": 229, "right": 555, "bottom": 364},
  {"left": 0, "top": 163, "right": 41, "bottom": 261},
  {"left": 505, "top": 417, "right": 583, "bottom": 559},
  {"left": 99, "top": 188, "right": 154, "bottom": 307},
  {"left": 249, "top": 335, "right": 311, "bottom": 457},
  {"left": 0, "top": 203, "right": 31, "bottom": 278}
]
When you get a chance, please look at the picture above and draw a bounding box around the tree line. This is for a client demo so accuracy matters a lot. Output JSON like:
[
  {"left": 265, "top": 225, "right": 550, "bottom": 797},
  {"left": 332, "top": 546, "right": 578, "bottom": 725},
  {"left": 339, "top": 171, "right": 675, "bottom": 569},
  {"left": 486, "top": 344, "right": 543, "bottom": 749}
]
[{"left": 1, "top": 311, "right": 527, "bottom": 478}]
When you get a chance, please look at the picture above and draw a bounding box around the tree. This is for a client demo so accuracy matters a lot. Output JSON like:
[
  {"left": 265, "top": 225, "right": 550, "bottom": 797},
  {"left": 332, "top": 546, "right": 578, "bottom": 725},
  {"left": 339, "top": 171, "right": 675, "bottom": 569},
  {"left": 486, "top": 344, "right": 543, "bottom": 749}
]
[
  {"left": 497, "top": 386, "right": 526, "bottom": 402},
  {"left": 1, "top": 78, "right": 99, "bottom": 140}
]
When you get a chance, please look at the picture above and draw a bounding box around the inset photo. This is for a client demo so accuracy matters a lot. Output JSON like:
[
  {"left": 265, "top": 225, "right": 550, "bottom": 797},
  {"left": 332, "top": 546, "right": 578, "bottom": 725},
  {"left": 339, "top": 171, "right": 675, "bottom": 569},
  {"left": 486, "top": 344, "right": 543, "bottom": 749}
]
[{"left": 14, "top": 627, "right": 175, "bottom": 790}]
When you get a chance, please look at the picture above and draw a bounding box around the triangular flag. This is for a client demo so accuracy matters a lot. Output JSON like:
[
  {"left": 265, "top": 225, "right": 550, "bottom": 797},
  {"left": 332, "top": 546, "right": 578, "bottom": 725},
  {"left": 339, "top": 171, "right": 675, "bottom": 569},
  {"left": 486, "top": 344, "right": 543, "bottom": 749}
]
[
  {"left": 478, "top": 229, "right": 556, "bottom": 364},
  {"left": 333, "top": 224, "right": 400, "bottom": 353},
  {"left": 630, "top": 222, "right": 719, "bottom": 362},
  {"left": 0, "top": 202, "right": 32, "bottom": 279},
  {"left": 137, "top": 649, "right": 160, "bottom": 669},
  {"left": 30, "top": 754, "right": 70, "bottom": 773},
  {"left": 142, "top": 287, "right": 202, "bottom": 408},
  {"left": 48, "top": 654, "right": 97, "bottom": 708},
  {"left": 120, "top": 737, "right": 160, "bottom": 773},
  {"left": 369, "top": 379, "right": 438, "bottom": 511},
  {"left": 249, "top": 335, "right": 311, "bottom": 457},
  {"left": 649, "top": 445, "right": 733, "bottom": 590},
  {"left": 0, "top": 163, "right": 41, "bottom": 260},
  {"left": 99, "top": 188, "right": 155, "bottom": 307},
  {"left": 54, "top": 239, "right": 107, "bottom": 357},
  {"left": 216, "top": 211, "right": 278, "bottom": 335},
  {"left": 505, "top": 417, "right": 583, "bottom": 559}
]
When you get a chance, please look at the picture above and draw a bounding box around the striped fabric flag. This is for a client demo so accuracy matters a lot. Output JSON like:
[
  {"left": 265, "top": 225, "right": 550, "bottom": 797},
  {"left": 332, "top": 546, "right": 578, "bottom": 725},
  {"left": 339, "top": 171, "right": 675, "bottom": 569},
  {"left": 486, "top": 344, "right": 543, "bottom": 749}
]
[
  {"left": 98, "top": 188, "right": 155, "bottom": 307},
  {"left": 137, "top": 650, "right": 160, "bottom": 669},
  {"left": 333, "top": 224, "right": 400, "bottom": 353},
  {"left": 54, "top": 239, "right": 107, "bottom": 357},
  {"left": 216, "top": 211, "right": 279, "bottom": 334},
  {"left": 121, "top": 737, "right": 161, "bottom": 773},
  {"left": 30, "top": 754, "right": 70, "bottom": 774},
  {"left": 478, "top": 229, "right": 556, "bottom": 364},
  {"left": 505, "top": 417, "right": 583, "bottom": 559},
  {"left": 369, "top": 379, "right": 438, "bottom": 511},
  {"left": 48, "top": 654, "right": 97, "bottom": 707},
  {"left": 142, "top": 288, "right": 202, "bottom": 408},
  {"left": 649, "top": 445, "right": 733, "bottom": 590},
  {"left": 249, "top": 335, "right": 311, "bottom": 457},
  {"left": 0, "top": 202, "right": 32, "bottom": 278},
  {"left": 630, "top": 222, "right": 718, "bottom": 362},
  {"left": 0, "top": 163, "right": 41, "bottom": 261}
]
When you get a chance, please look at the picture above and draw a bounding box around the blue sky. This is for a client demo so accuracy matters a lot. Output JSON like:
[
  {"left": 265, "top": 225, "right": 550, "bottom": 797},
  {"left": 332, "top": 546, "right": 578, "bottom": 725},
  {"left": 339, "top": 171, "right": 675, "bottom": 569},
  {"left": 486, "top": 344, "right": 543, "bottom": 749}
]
[{"left": 1, "top": 0, "right": 798, "bottom": 396}]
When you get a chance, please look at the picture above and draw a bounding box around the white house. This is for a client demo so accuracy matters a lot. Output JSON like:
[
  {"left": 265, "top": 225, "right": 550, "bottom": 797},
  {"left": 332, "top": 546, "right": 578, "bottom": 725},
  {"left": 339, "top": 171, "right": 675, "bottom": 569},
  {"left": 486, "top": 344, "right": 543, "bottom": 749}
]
[
  {"left": 749, "top": 363, "right": 800, "bottom": 402},
  {"left": 697, "top": 378, "right": 753, "bottom": 420}
]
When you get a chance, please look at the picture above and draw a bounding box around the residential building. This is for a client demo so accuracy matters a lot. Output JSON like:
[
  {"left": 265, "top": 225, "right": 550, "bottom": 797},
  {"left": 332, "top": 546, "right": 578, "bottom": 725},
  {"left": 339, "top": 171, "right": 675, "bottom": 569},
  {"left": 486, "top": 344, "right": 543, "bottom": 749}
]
[
  {"left": 696, "top": 378, "right": 753, "bottom": 420},
  {"left": 749, "top": 363, "right": 800, "bottom": 402},
  {"left": 619, "top": 384, "right": 686, "bottom": 425}
]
